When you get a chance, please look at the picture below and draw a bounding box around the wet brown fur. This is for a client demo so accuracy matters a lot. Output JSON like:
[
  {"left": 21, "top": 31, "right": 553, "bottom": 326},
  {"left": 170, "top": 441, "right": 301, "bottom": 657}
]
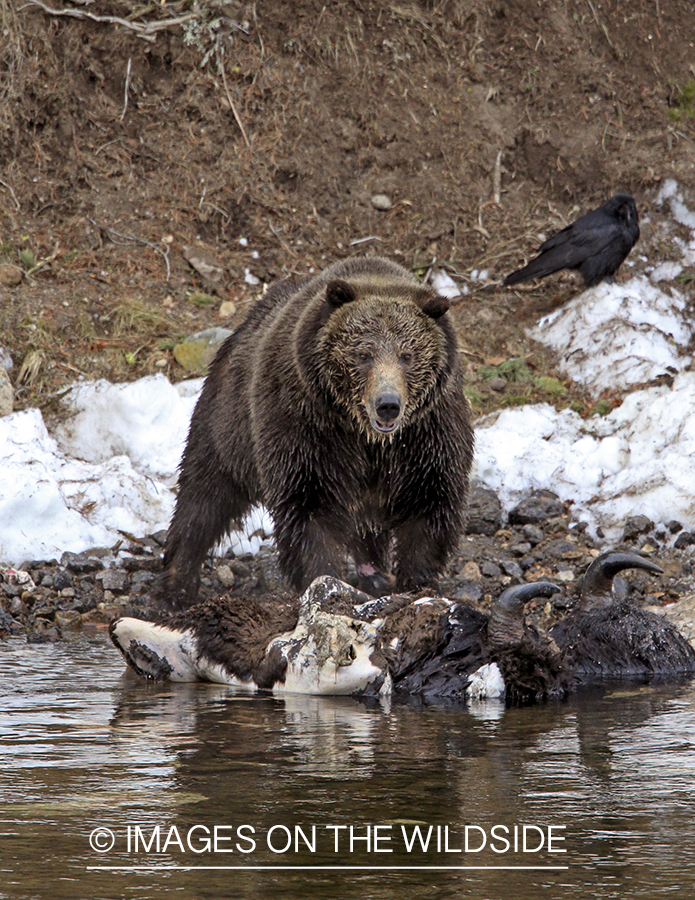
[{"left": 162, "top": 257, "right": 474, "bottom": 609}]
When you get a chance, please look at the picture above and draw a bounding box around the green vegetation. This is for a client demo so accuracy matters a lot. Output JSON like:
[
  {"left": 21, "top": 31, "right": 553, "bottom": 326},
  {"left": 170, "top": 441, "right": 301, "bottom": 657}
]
[
  {"left": 186, "top": 290, "right": 217, "bottom": 308},
  {"left": 668, "top": 79, "right": 695, "bottom": 122}
]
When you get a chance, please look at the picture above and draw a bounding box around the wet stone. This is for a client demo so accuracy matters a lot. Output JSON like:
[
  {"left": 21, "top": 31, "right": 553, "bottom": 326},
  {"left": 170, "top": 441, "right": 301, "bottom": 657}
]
[
  {"left": 546, "top": 540, "right": 577, "bottom": 558},
  {"left": 60, "top": 552, "right": 104, "bottom": 574},
  {"left": 508, "top": 491, "right": 564, "bottom": 525},
  {"left": 622, "top": 515, "right": 654, "bottom": 541},
  {"left": 500, "top": 559, "right": 523, "bottom": 579},
  {"left": 52, "top": 571, "right": 73, "bottom": 591},
  {"left": 553, "top": 593, "right": 575, "bottom": 611},
  {"left": 667, "top": 520, "right": 683, "bottom": 534},
  {"left": 0, "top": 609, "right": 19, "bottom": 635},
  {"left": 9, "top": 597, "right": 27, "bottom": 616},
  {"left": 522, "top": 524, "right": 545, "bottom": 546},
  {"left": 100, "top": 569, "right": 129, "bottom": 592},
  {"left": 465, "top": 487, "right": 503, "bottom": 537},
  {"left": 454, "top": 582, "right": 483, "bottom": 602},
  {"left": 509, "top": 542, "right": 532, "bottom": 557},
  {"left": 27, "top": 630, "right": 59, "bottom": 644},
  {"left": 216, "top": 565, "right": 236, "bottom": 588},
  {"left": 480, "top": 561, "right": 502, "bottom": 578},
  {"left": 55, "top": 610, "right": 82, "bottom": 630},
  {"left": 228, "top": 559, "right": 252, "bottom": 578},
  {"left": 674, "top": 532, "right": 695, "bottom": 549}
]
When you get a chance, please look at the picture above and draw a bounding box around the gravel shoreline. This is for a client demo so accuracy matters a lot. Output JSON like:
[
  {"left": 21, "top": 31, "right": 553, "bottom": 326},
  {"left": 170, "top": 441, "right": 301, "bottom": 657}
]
[{"left": 2, "top": 487, "right": 695, "bottom": 645}]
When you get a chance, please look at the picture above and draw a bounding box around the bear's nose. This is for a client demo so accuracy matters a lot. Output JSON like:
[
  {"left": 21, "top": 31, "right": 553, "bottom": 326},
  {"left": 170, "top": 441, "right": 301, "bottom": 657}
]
[{"left": 375, "top": 393, "right": 401, "bottom": 422}]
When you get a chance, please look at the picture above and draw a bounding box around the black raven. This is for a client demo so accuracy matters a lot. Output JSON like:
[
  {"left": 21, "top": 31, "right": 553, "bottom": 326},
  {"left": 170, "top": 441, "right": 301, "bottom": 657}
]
[{"left": 504, "top": 194, "right": 640, "bottom": 288}]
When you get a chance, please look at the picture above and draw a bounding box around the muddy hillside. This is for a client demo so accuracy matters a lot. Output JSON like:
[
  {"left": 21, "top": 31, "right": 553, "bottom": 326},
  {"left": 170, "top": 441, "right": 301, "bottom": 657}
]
[{"left": 1, "top": 0, "right": 694, "bottom": 417}]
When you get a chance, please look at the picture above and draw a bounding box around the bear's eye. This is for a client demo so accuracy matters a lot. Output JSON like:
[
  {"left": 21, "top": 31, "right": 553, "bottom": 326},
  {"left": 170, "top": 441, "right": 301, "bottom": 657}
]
[
  {"left": 358, "top": 351, "right": 373, "bottom": 363},
  {"left": 400, "top": 351, "right": 413, "bottom": 363}
]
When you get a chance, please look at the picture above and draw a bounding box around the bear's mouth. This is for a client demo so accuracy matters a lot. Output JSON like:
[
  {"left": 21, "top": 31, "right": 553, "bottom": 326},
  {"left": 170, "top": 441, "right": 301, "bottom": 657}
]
[{"left": 371, "top": 416, "right": 400, "bottom": 434}]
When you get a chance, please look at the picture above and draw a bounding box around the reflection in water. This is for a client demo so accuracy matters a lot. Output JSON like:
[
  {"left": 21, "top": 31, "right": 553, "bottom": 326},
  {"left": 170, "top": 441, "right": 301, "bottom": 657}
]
[{"left": 2, "top": 635, "right": 695, "bottom": 899}]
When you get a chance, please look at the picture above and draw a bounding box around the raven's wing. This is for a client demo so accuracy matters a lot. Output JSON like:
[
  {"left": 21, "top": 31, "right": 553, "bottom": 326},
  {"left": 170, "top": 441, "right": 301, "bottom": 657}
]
[{"left": 504, "top": 211, "right": 620, "bottom": 285}]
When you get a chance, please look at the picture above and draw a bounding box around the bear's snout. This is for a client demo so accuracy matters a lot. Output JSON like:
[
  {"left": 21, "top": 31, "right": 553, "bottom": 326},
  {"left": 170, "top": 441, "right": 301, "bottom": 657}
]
[
  {"left": 365, "top": 367, "right": 406, "bottom": 435},
  {"left": 375, "top": 392, "right": 401, "bottom": 424}
]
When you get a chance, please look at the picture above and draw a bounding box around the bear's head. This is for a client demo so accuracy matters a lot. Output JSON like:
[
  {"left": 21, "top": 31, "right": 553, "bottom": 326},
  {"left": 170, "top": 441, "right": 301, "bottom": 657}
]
[{"left": 317, "top": 278, "right": 452, "bottom": 438}]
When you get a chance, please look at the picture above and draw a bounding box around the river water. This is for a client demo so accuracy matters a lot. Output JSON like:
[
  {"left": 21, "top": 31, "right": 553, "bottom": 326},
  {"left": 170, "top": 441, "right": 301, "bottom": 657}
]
[{"left": 2, "top": 633, "right": 695, "bottom": 899}]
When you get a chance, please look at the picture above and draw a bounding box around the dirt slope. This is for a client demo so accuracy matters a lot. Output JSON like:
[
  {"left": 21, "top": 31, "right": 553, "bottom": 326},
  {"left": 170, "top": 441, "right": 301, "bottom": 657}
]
[{"left": 1, "top": 0, "right": 694, "bottom": 417}]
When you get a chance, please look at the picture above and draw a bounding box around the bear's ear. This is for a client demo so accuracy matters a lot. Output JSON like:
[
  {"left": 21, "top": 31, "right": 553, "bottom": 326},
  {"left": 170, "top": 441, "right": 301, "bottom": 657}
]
[
  {"left": 414, "top": 288, "right": 449, "bottom": 319},
  {"left": 326, "top": 280, "right": 358, "bottom": 308}
]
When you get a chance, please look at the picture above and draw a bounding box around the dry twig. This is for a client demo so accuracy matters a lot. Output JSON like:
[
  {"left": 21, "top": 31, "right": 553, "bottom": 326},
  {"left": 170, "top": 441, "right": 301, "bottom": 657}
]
[
  {"left": 88, "top": 218, "right": 171, "bottom": 280},
  {"left": 20, "top": 0, "right": 197, "bottom": 42}
]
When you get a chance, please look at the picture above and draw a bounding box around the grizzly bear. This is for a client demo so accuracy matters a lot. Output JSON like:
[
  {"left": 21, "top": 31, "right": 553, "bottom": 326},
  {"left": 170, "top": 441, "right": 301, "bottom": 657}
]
[{"left": 162, "top": 256, "right": 474, "bottom": 608}]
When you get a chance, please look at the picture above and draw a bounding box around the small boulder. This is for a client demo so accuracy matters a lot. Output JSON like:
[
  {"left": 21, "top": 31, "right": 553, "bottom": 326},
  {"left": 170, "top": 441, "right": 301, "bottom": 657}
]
[{"left": 173, "top": 326, "right": 233, "bottom": 372}]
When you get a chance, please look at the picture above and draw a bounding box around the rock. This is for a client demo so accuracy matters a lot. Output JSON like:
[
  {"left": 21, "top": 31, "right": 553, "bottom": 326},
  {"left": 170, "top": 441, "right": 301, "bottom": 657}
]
[
  {"left": 0, "top": 366, "right": 12, "bottom": 416},
  {"left": 131, "top": 571, "right": 155, "bottom": 586},
  {"left": 100, "top": 569, "right": 129, "bottom": 592},
  {"left": 522, "top": 524, "right": 545, "bottom": 546},
  {"left": 371, "top": 193, "right": 393, "bottom": 210},
  {"left": 0, "top": 264, "right": 22, "bottom": 287},
  {"left": 657, "top": 593, "right": 695, "bottom": 644},
  {"left": 622, "top": 515, "right": 654, "bottom": 541},
  {"left": 218, "top": 300, "right": 236, "bottom": 319},
  {"left": 173, "top": 326, "right": 233, "bottom": 372},
  {"left": 675, "top": 532, "right": 695, "bottom": 549},
  {"left": 0, "top": 609, "right": 21, "bottom": 636},
  {"left": 183, "top": 245, "right": 224, "bottom": 285},
  {"left": 55, "top": 610, "right": 82, "bottom": 630},
  {"left": 555, "top": 569, "right": 575, "bottom": 582},
  {"left": 52, "top": 571, "right": 73, "bottom": 591},
  {"left": 465, "top": 486, "right": 503, "bottom": 536},
  {"left": 227, "top": 559, "right": 253, "bottom": 578},
  {"left": 487, "top": 377, "right": 507, "bottom": 392},
  {"left": 462, "top": 561, "right": 481, "bottom": 581},
  {"left": 454, "top": 582, "right": 483, "bottom": 602},
  {"left": 60, "top": 552, "right": 104, "bottom": 573},
  {"left": 215, "top": 564, "right": 236, "bottom": 588},
  {"left": 509, "top": 541, "right": 532, "bottom": 557},
  {"left": 509, "top": 491, "right": 564, "bottom": 525},
  {"left": 500, "top": 559, "right": 523, "bottom": 579},
  {"left": 546, "top": 539, "right": 577, "bottom": 558}
]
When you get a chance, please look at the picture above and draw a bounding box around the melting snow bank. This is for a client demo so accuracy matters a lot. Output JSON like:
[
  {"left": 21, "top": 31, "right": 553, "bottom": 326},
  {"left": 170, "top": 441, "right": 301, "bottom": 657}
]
[
  {"left": 1, "top": 369, "right": 694, "bottom": 566},
  {"left": 0, "top": 406, "right": 173, "bottom": 564},
  {"left": 527, "top": 275, "right": 690, "bottom": 397},
  {"left": 0, "top": 375, "right": 271, "bottom": 566},
  {"left": 53, "top": 373, "right": 202, "bottom": 482},
  {"left": 473, "top": 370, "right": 695, "bottom": 542}
]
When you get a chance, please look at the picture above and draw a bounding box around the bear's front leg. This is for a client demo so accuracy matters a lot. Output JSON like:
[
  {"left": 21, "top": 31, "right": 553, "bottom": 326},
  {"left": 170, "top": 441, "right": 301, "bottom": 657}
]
[
  {"left": 392, "top": 515, "right": 461, "bottom": 594},
  {"left": 272, "top": 503, "right": 349, "bottom": 592},
  {"left": 350, "top": 529, "right": 395, "bottom": 597}
]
